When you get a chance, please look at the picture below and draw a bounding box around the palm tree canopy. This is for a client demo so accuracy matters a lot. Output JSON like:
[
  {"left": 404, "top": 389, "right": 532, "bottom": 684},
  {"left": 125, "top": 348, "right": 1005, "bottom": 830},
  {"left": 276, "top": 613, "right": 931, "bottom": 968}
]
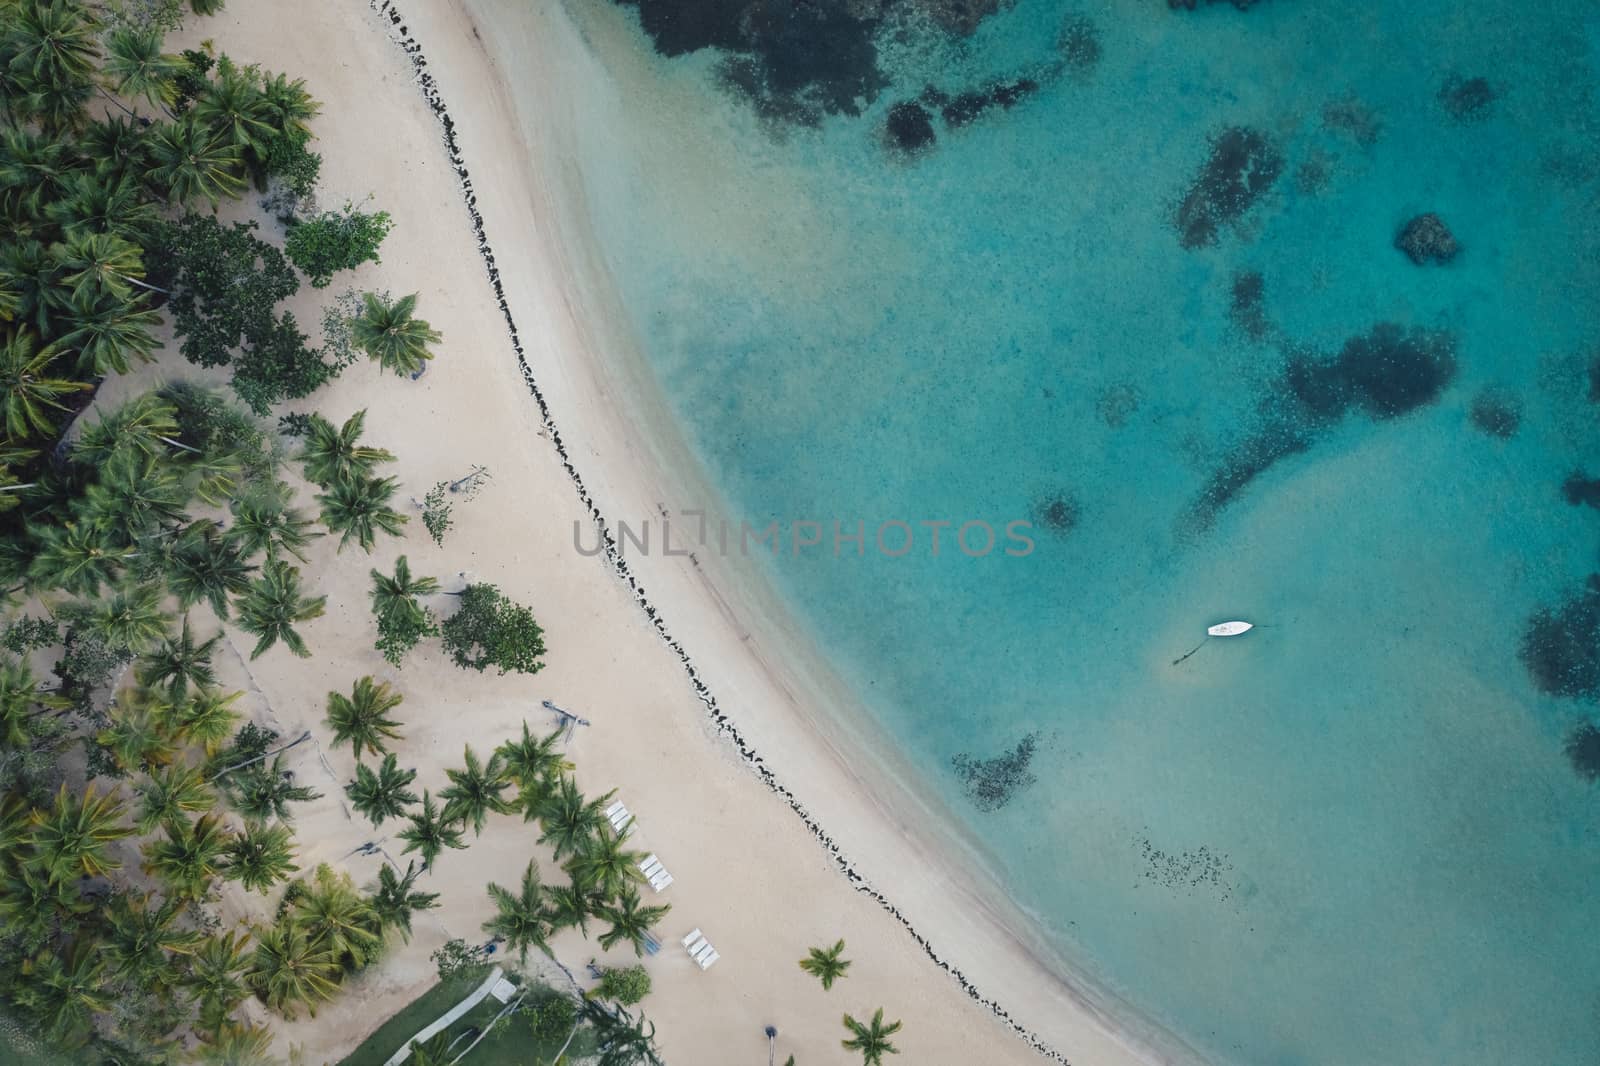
[
  {"left": 799, "top": 938, "right": 852, "bottom": 990},
  {"left": 137, "top": 616, "right": 221, "bottom": 700},
  {"left": 27, "top": 782, "right": 132, "bottom": 883},
  {"left": 234, "top": 559, "right": 325, "bottom": 659},
  {"left": 315, "top": 472, "right": 405, "bottom": 553},
  {"left": 481, "top": 858, "right": 552, "bottom": 963},
  {"left": 396, "top": 789, "right": 465, "bottom": 868},
  {"left": 324, "top": 675, "right": 404, "bottom": 761},
  {"left": 0, "top": 328, "right": 87, "bottom": 439},
  {"left": 351, "top": 291, "right": 440, "bottom": 376},
  {"left": 345, "top": 751, "right": 418, "bottom": 826},
  {"left": 298, "top": 408, "right": 393, "bottom": 488},
  {"left": 841, "top": 1008, "right": 903, "bottom": 1065},
  {"left": 439, "top": 744, "right": 511, "bottom": 835}
]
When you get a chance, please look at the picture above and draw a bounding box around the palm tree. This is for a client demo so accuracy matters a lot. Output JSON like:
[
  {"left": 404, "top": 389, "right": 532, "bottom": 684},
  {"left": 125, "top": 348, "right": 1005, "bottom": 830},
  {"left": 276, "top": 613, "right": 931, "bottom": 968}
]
[
  {"left": 0, "top": 240, "right": 66, "bottom": 337},
  {"left": 582, "top": 1001, "right": 663, "bottom": 1066},
  {"left": 47, "top": 171, "right": 157, "bottom": 241},
  {"left": 0, "top": 655, "right": 69, "bottom": 748},
  {"left": 146, "top": 117, "right": 246, "bottom": 206},
  {"left": 841, "top": 1008, "right": 903, "bottom": 1065},
  {"left": 344, "top": 751, "right": 417, "bottom": 826},
  {"left": 481, "top": 858, "right": 552, "bottom": 962},
  {"left": 26, "top": 520, "right": 132, "bottom": 596},
  {"left": 369, "top": 553, "right": 437, "bottom": 624},
  {"left": 568, "top": 823, "right": 646, "bottom": 901},
  {"left": 402, "top": 1033, "right": 454, "bottom": 1066},
  {"left": 61, "top": 581, "right": 170, "bottom": 656},
  {"left": 193, "top": 57, "right": 274, "bottom": 154},
  {"left": 316, "top": 473, "right": 406, "bottom": 552},
  {"left": 799, "top": 939, "right": 851, "bottom": 990},
  {"left": 298, "top": 409, "right": 394, "bottom": 488},
  {"left": 174, "top": 687, "right": 242, "bottom": 754},
  {"left": 52, "top": 230, "right": 155, "bottom": 304},
  {"left": 56, "top": 290, "right": 162, "bottom": 376},
  {"left": 535, "top": 775, "right": 612, "bottom": 862},
  {"left": 227, "top": 480, "right": 320, "bottom": 563},
  {"left": 352, "top": 292, "right": 441, "bottom": 376},
  {"left": 7, "top": 0, "right": 102, "bottom": 91},
  {"left": 134, "top": 761, "right": 216, "bottom": 832},
  {"left": 14, "top": 938, "right": 111, "bottom": 1047},
  {"left": 70, "top": 388, "right": 177, "bottom": 465},
  {"left": 142, "top": 812, "right": 231, "bottom": 900},
  {"left": 166, "top": 522, "right": 255, "bottom": 618},
  {"left": 234, "top": 559, "right": 326, "bottom": 658},
  {"left": 497, "top": 721, "right": 572, "bottom": 797},
  {"left": 293, "top": 864, "right": 383, "bottom": 968},
  {"left": 596, "top": 886, "right": 670, "bottom": 958},
  {"left": 222, "top": 754, "right": 321, "bottom": 822},
  {"left": 102, "top": 27, "right": 182, "bottom": 110},
  {"left": 543, "top": 877, "right": 599, "bottom": 937},
  {"left": 97, "top": 687, "right": 181, "bottom": 771},
  {"left": 193, "top": 1021, "right": 277, "bottom": 1065},
  {"left": 137, "top": 616, "right": 220, "bottom": 700},
  {"left": 257, "top": 71, "right": 319, "bottom": 144},
  {"left": 0, "top": 858, "right": 89, "bottom": 944},
  {"left": 185, "top": 929, "right": 252, "bottom": 1027},
  {"left": 76, "top": 451, "right": 188, "bottom": 545},
  {"left": 324, "top": 676, "right": 404, "bottom": 761},
  {"left": 439, "top": 744, "right": 511, "bottom": 835},
  {"left": 369, "top": 860, "right": 439, "bottom": 943},
  {"left": 396, "top": 789, "right": 465, "bottom": 868},
  {"left": 223, "top": 820, "right": 299, "bottom": 894},
  {"left": 246, "top": 919, "right": 339, "bottom": 1019},
  {"left": 79, "top": 115, "right": 153, "bottom": 184},
  {"left": 0, "top": 329, "right": 87, "bottom": 439},
  {"left": 27, "top": 783, "right": 132, "bottom": 883},
  {"left": 103, "top": 890, "right": 203, "bottom": 990}
]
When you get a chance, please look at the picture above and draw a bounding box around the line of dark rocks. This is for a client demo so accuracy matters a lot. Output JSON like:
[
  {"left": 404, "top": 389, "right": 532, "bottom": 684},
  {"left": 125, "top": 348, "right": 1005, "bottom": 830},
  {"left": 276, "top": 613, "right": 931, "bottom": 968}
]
[{"left": 367, "top": 2, "right": 1074, "bottom": 1060}]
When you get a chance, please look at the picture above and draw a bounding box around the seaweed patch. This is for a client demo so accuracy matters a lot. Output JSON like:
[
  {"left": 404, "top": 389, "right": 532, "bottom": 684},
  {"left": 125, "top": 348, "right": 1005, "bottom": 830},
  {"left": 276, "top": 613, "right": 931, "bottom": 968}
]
[
  {"left": 1439, "top": 74, "right": 1495, "bottom": 122},
  {"left": 1173, "top": 127, "right": 1283, "bottom": 249},
  {"left": 952, "top": 734, "right": 1040, "bottom": 812},
  {"left": 1321, "top": 95, "right": 1382, "bottom": 148},
  {"left": 1565, "top": 722, "right": 1600, "bottom": 782},
  {"left": 1031, "top": 492, "right": 1081, "bottom": 535},
  {"left": 1229, "top": 270, "right": 1270, "bottom": 341},
  {"left": 1096, "top": 382, "right": 1141, "bottom": 428},
  {"left": 1137, "top": 834, "right": 1236, "bottom": 901},
  {"left": 884, "top": 100, "right": 937, "bottom": 154},
  {"left": 1468, "top": 386, "right": 1521, "bottom": 439},
  {"left": 1520, "top": 576, "right": 1600, "bottom": 701}
]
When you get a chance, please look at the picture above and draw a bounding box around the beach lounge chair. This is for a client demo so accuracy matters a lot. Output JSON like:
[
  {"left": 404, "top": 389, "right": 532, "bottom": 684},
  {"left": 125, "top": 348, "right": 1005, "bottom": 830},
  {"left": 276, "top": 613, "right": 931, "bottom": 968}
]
[
  {"left": 608, "top": 805, "right": 632, "bottom": 833},
  {"left": 698, "top": 949, "right": 719, "bottom": 970},
  {"left": 691, "top": 941, "right": 715, "bottom": 964},
  {"left": 649, "top": 869, "right": 674, "bottom": 891},
  {"left": 604, "top": 800, "right": 625, "bottom": 820},
  {"left": 638, "top": 854, "right": 662, "bottom": 877},
  {"left": 681, "top": 929, "right": 703, "bottom": 950},
  {"left": 643, "top": 932, "right": 661, "bottom": 956}
]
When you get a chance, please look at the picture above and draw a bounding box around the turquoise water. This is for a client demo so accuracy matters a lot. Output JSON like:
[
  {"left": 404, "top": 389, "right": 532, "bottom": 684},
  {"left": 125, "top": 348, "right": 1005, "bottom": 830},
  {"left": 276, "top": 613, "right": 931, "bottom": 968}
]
[{"left": 557, "top": 1, "right": 1600, "bottom": 1062}]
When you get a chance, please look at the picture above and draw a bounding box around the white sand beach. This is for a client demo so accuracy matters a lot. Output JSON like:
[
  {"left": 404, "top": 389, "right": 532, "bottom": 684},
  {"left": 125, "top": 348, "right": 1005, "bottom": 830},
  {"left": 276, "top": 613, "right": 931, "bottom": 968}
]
[{"left": 157, "top": 1, "right": 1204, "bottom": 1063}]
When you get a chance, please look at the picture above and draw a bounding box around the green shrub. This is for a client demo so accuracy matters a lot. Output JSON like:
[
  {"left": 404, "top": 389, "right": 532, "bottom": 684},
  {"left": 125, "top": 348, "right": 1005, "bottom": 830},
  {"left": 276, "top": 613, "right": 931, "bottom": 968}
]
[
  {"left": 440, "top": 583, "right": 547, "bottom": 676},
  {"left": 595, "top": 965, "right": 651, "bottom": 1006},
  {"left": 285, "top": 203, "right": 393, "bottom": 287}
]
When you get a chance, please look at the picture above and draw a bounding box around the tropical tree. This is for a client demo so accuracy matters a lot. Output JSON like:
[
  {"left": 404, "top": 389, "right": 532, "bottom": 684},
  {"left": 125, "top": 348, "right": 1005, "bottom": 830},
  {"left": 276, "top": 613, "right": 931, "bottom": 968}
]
[
  {"left": 226, "top": 480, "right": 318, "bottom": 563},
  {"left": 234, "top": 559, "right": 325, "bottom": 658},
  {"left": 193, "top": 57, "right": 273, "bottom": 155},
  {"left": 351, "top": 291, "right": 439, "bottom": 376},
  {"left": 369, "top": 554, "right": 437, "bottom": 665},
  {"left": 292, "top": 864, "right": 382, "bottom": 968},
  {"left": 497, "top": 721, "right": 572, "bottom": 797},
  {"left": 26, "top": 520, "right": 132, "bottom": 596},
  {"left": 324, "top": 675, "right": 404, "bottom": 761},
  {"left": 799, "top": 939, "right": 851, "bottom": 990},
  {"left": 59, "top": 581, "right": 171, "bottom": 655},
  {"left": 6, "top": 0, "right": 102, "bottom": 91},
  {"left": 142, "top": 812, "right": 231, "bottom": 899},
  {"left": 102, "top": 27, "right": 182, "bottom": 109},
  {"left": 137, "top": 616, "right": 220, "bottom": 700},
  {"left": 481, "top": 858, "right": 551, "bottom": 963},
  {"left": 581, "top": 1001, "right": 663, "bottom": 1066},
  {"left": 543, "top": 877, "right": 598, "bottom": 937},
  {"left": 440, "top": 582, "right": 546, "bottom": 676},
  {"left": 56, "top": 290, "right": 162, "bottom": 376},
  {"left": 297, "top": 409, "right": 393, "bottom": 487},
  {"left": 369, "top": 860, "right": 438, "bottom": 943},
  {"left": 596, "top": 886, "right": 670, "bottom": 958},
  {"left": 344, "top": 751, "right": 417, "bottom": 826},
  {"left": 70, "top": 389, "right": 176, "bottom": 464},
  {"left": 147, "top": 116, "right": 246, "bottom": 206},
  {"left": 0, "top": 329, "right": 87, "bottom": 438},
  {"left": 0, "top": 859, "right": 89, "bottom": 944},
  {"left": 185, "top": 929, "right": 253, "bottom": 1027},
  {"left": 134, "top": 761, "right": 216, "bottom": 832},
  {"left": 841, "top": 1008, "right": 903, "bottom": 1065},
  {"left": 439, "top": 744, "right": 511, "bottom": 835},
  {"left": 568, "top": 824, "right": 645, "bottom": 901},
  {"left": 221, "top": 753, "right": 320, "bottom": 822},
  {"left": 172, "top": 686, "right": 242, "bottom": 755},
  {"left": 77, "top": 452, "right": 188, "bottom": 545},
  {"left": 193, "top": 1021, "right": 277, "bottom": 1065},
  {"left": 396, "top": 789, "right": 465, "bottom": 868},
  {"left": 534, "top": 775, "right": 610, "bottom": 861},
  {"left": 223, "top": 820, "right": 298, "bottom": 893},
  {"left": 53, "top": 230, "right": 151, "bottom": 304},
  {"left": 164, "top": 521, "right": 254, "bottom": 617},
  {"left": 27, "top": 783, "right": 132, "bottom": 882},
  {"left": 103, "top": 890, "right": 203, "bottom": 990},
  {"left": 98, "top": 686, "right": 181, "bottom": 770},
  {"left": 13, "top": 939, "right": 112, "bottom": 1047},
  {"left": 0, "top": 655, "right": 69, "bottom": 748},
  {"left": 316, "top": 472, "right": 405, "bottom": 552},
  {"left": 246, "top": 919, "right": 339, "bottom": 1019}
]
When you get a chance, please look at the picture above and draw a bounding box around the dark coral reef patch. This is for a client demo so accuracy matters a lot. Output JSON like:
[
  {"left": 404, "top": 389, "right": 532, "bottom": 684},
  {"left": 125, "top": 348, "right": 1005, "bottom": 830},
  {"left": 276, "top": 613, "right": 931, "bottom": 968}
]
[
  {"left": 1566, "top": 722, "right": 1600, "bottom": 783},
  {"left": 884, "top": 101, "right": 937, "bottom": 153},
  {"left": 1439, "top": 74, "right": 1496, "bottom": 122},
  {"left": 951, "top": 734, "right": 1039, "bottom": 812},
  {"left": 1520, "top": 576, "right": 1600, "bottom": 701},
  {"left": 1031, "top": 492, "right": 1081, "bottom": 535},
  {"left": 1173, "top": 127, "right": 1284, "bottom": 249},
  {"left": 1284, "top": 324, "right": 1457, "bottom": 422},
  {"left": 1468, "top": 386, "right": 1521, "bottom": 439},
  {"left": 1560, "top": 473, "right": 1600, "bottom": 510},
  {"left": 1230, "top": 270, "right": 1270, "bottom": 341}
]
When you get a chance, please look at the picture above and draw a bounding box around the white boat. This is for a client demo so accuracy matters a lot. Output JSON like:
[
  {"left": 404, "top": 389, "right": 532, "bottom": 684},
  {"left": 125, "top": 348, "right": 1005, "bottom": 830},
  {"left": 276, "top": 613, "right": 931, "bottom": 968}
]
[{"left": 1207, "top": 620, "right": 1254, "bottom": 637}]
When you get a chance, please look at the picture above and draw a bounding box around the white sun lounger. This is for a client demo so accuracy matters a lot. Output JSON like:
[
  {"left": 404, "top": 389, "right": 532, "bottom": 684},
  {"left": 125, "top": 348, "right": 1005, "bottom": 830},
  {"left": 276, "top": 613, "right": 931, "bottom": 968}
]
[
  {"left": 604, "top": 800, "right": 625, "bottom": 820},
  {"left": 638, "top": 854, "right": 662, "bottom": 877},
  {"left": 607, "top": 805, "right": 632, "bottom": 833},
  {"left": 681, "top": 929, "right": 703, "bottom": 950},
  {"left": 691, "top": 940, "right": 715, "bottom": 964},
  {"left": 698, "top": 949, "right": 719, "bottom": 970},
  {"left": 649, "top": 869, "right": 673, "bottom": 891},
  {"left": 682, "top": 929, "right": 718, "bottom": 969}
]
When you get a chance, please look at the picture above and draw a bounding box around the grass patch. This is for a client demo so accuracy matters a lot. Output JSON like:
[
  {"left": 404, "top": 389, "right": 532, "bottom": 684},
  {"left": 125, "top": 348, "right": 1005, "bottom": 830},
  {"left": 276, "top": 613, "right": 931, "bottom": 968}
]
[{"left": 337, "top": 971, "right": 484, "bottom": 1066}]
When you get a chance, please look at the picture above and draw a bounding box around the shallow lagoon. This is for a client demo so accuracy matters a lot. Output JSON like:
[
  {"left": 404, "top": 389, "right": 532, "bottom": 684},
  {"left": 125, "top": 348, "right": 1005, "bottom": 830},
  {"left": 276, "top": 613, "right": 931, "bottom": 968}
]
[{"left": 557, "top": 1, "right": 1600, "bottom": 1061}]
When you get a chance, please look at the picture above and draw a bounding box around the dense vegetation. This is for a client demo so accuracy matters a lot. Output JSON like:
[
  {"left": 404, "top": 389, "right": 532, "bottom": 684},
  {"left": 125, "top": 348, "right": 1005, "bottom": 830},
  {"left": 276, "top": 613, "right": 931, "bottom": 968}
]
[{"left": 0, "top": 0, "right": 625, "bottom": 1062}]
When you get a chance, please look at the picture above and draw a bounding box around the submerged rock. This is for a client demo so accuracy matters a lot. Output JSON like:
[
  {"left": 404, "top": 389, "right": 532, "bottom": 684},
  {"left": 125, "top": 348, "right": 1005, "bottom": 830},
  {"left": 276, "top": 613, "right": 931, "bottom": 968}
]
[
  {"left": 1173, "top": 127, "right": 1283, "bottom": 249},
  {"left": 1520, "top": 576, "right": 1600, "bottom": 700},
  {"left": 1440, "top": 74, "right": 1495, "bottom": 121},
  {"left": 1565, "top": 722, "right": 1600, "bottom": 783},
  {"left": 951, "top": 734, "right": 1039, "bottom": 812},
  {"left": 1286, "top": 323, "right": 1458, "bottom": 421},
  {"left": 885, "top": 102, "right": 936, "bottom": 153},
  {"left": 1395, "top": 213, "right": 1459, "bottom": 265},
  {"left": 1561, "top": 472, "right": 1600, "bottom": 510},
  {"left": 1468, "top": 386, "right": 1521, "bottom": 438},
  {"left": 1031, "top": 492, "right": 1080, "bottom": 534}
]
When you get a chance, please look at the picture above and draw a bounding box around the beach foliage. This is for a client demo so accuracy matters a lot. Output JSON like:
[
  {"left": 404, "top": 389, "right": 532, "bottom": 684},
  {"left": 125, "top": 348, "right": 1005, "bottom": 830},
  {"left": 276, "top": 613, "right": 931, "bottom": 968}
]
[
  {"left": 441, "top": 582, "right": 547, "bottom": 676},
  {"left": 351, "top": 290, "right": 440, "bottom": 376},
  {"left": 315, "top": 471, "right": 406, "bottom": 552},
  {"left": 421, "top": 480, "right": 452, "bottom": 545},
  {"left": 397, "top": 789, "right": 466, "bottom": 868},
  {"left": 481, "top": 857, "right": 553, "bottom": 963},
  {"left": 439, "top": 743, "right": 512, "bottom": 835},
  {"left": 581, "top": 1001, "right": 663, "bottom": 1066},
  {"left": 370, "top": 555, "right": 439, "bottom": 665},
  {"left": 324, "top": 675, "right": 404, "bottom": 761},
  {"left": 429, "top": 937, "right": 488, "bottom": 982},
  {"left": 345, "top": 752, "right": 418, "bottom": 826},
  {"left": 595, "top": 964, "right": 651, "bottom": 1006},
  {"left": 595, "top": 886, "right": 670, "bottom": 959},
  {"left": 841, "top": 1008, "right": 902, "bottom": 1065},
  {"left": 284, "top": 201, "right": 392, "bottom": 287},
  {"left": 234, "top": 559, "right": 326, "bottom": 658},
  {"left": 369, "top": 859, "right": 438, "bottom": 943}
]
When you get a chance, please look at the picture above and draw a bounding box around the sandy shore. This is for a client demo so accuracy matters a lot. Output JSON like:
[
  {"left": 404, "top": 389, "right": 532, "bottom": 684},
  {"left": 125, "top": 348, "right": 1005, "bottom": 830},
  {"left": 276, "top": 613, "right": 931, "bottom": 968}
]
[{"left": 156, "top": 1, "right": 1205, "bottom": 1063}]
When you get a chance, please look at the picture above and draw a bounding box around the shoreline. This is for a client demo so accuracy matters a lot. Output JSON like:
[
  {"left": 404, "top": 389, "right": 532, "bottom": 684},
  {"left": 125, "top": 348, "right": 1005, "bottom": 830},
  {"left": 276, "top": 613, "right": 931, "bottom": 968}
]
[{"left": 368, "top": 1, "right": 1203, "bottom": 1063}]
